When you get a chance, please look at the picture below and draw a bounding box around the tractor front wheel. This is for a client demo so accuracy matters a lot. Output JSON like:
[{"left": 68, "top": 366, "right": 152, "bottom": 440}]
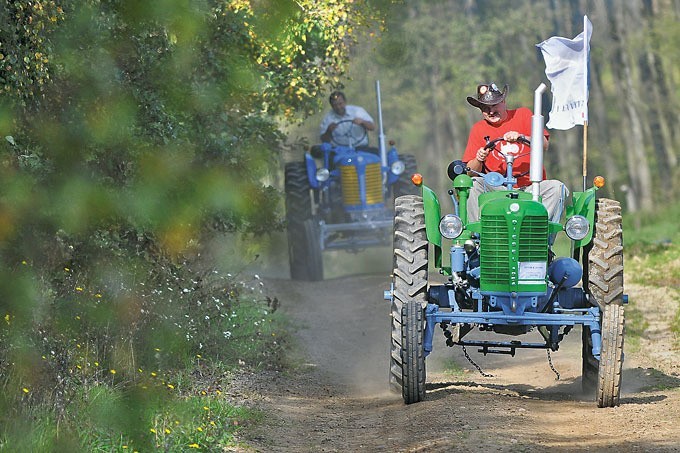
[
  {"left": 401, "top": 300, "right": 426, "bottom": 404},
  {"left": 389, "top": 195, "right": 428, "bottom": 403},
  {"left": 585, "top": 198, "right": 625, "bottom": 407}
]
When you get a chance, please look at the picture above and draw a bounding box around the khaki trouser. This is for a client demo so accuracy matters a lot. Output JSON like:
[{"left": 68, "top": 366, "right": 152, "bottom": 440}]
[{"left": 466, "top": 178, "right": 569, "bottom": 223}]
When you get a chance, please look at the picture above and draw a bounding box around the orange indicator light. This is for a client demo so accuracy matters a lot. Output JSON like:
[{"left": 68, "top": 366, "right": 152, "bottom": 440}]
[
  {"left": 593, "top": 176, "right": 605, "bottom": 188},
  {"left": 411, "top": 173, "right": 423, "bottom": 186}
]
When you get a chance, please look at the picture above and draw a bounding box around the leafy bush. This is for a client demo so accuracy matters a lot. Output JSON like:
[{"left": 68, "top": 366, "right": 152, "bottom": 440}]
[{"left": 0, "top": 0, "right": 385, "bottom": 449}]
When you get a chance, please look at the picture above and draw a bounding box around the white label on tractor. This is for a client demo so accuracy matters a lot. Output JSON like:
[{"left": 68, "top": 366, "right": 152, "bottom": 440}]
[{"left": 519, "top": 262, "right": 546, "bottom": 281}]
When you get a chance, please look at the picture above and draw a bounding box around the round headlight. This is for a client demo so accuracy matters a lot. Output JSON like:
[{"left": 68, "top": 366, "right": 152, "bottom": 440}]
[
  {"left": 390, "top": 160, "right": 405, "bottom": 176},
  {"left": 565, "top": 215, "right": 590, "bottom": 240},
  {"left": 439, "top": 214, "right": 463, "bottom": 239},
  {"left": 316, "top": 167, "right": 330, "bottom": 182}
]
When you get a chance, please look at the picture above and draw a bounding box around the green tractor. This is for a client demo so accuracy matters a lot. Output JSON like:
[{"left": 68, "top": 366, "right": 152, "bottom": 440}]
[{"left": 385, "top": 84, "right": 626, "bottom": 407}]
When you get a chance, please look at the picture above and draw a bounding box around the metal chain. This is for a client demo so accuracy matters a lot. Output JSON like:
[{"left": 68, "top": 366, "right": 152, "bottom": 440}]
[
  {"left": 547, "top": 349, "right": 560, "bottom": 380},
  {"left": 462, "top": 345, "right": 494, "bottom": 378}
]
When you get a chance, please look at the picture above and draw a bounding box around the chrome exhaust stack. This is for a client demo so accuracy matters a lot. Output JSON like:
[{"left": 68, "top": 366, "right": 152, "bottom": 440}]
[{"left": 530, "top": 83, "right": 547, "bottom": 201}]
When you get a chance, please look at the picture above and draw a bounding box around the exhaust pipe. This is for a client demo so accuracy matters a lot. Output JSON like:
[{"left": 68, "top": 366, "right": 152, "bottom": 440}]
[{"left": 530, "top": 83, "right": 547, "bottom": 201}]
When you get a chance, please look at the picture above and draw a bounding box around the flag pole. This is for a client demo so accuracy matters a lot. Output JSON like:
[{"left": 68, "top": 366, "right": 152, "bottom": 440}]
[
  {"left": 582, "top": 122, "right": 588, "bottom": 191},
  {"left": 582, "top": 15, "right": 589, "bottom": 191}
]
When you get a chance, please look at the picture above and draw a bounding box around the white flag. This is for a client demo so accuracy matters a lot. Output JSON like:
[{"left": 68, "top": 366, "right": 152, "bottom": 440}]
[{"left": 537, "top": 16, "right": 592, "bottom": 130}]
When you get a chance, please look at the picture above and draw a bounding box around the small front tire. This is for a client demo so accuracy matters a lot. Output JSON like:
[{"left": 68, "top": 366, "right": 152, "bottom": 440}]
[
  {"left": 389, "top": 195, "right": 428, "bottom": 401},
  {"left": 402, "top": 300, "right": 426, "bottom": 404}
]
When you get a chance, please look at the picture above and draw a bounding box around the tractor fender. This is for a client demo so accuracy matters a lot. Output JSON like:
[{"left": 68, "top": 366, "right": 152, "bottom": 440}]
[
  {"left": 304, "top": 152, "right": 320, "bottom": 189},
  {"left": 421, "top": 184, "right": 442, "bottom": 248},
  {"left": 567, "top": 186, "right": 598, "bottom": 247}
]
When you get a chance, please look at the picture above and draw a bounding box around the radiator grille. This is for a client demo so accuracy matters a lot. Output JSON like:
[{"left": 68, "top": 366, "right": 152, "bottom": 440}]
[
  {"left": 340, "top": 163, "right": 383, "bottom": 206},
  {"left": 480, "top": 214, "right": 548, "bottom": 290},
  {"left": 480, "top": 215, "right": 510, "bottom": 285}
]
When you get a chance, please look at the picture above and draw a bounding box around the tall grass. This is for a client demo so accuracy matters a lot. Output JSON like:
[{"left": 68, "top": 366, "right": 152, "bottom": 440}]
[
  {"left": 623, "top": 199, "right": 680, "bottom": 344},
  {"left": 0, "top": 237, "right": 285, "bottom": 451}
]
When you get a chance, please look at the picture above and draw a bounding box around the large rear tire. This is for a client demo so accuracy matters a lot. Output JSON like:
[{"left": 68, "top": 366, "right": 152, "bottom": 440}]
[
  {"left": 389, "top": 195, "right": 428, "bottom": 402},
  {"left": 585, "top": 198, "right": 625, "bottom": 407},
  {"left": 285, "top": 162, "right": 314, "bottom": 280}
]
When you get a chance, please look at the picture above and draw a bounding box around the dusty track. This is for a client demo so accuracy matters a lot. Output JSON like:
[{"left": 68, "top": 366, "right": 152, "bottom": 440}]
[{"left": 236, "top": 252, "right": 680, "bottom": 452}]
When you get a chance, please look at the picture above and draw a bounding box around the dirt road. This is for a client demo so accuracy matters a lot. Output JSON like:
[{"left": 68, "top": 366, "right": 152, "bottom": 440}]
[{"left": 238, "top": 251, "right": 680, "bottom": 452}]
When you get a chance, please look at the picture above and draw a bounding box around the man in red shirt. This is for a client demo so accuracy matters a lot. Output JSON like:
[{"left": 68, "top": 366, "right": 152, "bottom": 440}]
[{"left": 462, "top": 83, "right": 568, "bottom": 222}]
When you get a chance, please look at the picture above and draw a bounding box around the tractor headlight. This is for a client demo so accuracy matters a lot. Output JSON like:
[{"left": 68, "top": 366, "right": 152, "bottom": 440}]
[
  {"left": 390, "top": 160, "right": 405, "bottom": 176},
  {"left": 315, "top": 167, "right": 330, "bottom": 182},
  {"left": 564, "top": 215, "right": 590, "bottom": 240},
  {"left": 439, "top": 214, "right": 463, "bottom": 239}
]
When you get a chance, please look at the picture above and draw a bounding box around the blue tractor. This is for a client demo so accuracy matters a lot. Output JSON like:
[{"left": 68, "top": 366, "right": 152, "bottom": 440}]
[
  {"left": 285, "top": 82, "right": 417, "bottom": 280},
  {"left": 385, "top": 84, "right": 627, "bottom": 407}
]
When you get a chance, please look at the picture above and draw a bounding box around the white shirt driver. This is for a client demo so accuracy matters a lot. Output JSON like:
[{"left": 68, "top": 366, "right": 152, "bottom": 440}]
[{"left": 319, "top": 105, "right": 374, "bottom": 147}]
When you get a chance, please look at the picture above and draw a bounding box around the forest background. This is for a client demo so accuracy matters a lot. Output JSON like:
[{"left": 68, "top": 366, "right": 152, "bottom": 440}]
[
  {"left": 0, "top": 0, "right": 678, "bottom": 450},
  {"left": 293, "top": 0, "right": 680, "bottom": 215}
]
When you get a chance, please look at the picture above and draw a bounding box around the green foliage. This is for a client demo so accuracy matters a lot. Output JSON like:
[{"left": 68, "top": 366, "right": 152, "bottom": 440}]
[
  {"left": 623, "top": 199, "right": 680, "bottom": 253},
  {"left": 0, "top": 1, "right": 65, "bottom": 104},
  {"left": 0, "top": 0, "right": 387, "bottom": 449}
]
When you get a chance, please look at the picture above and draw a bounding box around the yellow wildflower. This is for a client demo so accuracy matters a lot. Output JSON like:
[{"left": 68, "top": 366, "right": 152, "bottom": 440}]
[
  {"left": 164, "top": 428, "right": 171, "bottom": 434},
  {"left": 188, "top": 444, "right": 199, "bottom": 449},
  {"left": 110, "top": 369, "right": 116, "bottom": 374},
  {"left": 150, "top": 428, "right": 156, "bottom": 434},
  {"left": 76, "top": 287, "right": 83, "bottom": 292},
  {"left": 22, "top": 388, "right": 29, "bottom": 394}
]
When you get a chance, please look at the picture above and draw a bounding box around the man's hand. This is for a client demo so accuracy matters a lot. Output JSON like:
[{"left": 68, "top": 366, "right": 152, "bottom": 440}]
[
  {"left": 503, "top": 131, "right": 524, "bottom": 142},
  {"left": 353, "top": 117, "right": 375, "bottom": 131},
  {"left": 475, "top": 147, "right": 489, "bottom": 162},
  {"left": 465, "top": 146, "right": 488, "bottom": 175},
  {"left": 320, "top": 122, "right": 338, "bottom": 143}
]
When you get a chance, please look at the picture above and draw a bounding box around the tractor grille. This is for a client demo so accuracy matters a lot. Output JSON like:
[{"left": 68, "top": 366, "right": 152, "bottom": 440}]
[
  {"left": 518, "top": 216, "right": 549, "bottom": 261},
  {"left": 340, "top": 163, "right": 383, "bottom": 207},
  {"left": 480, "top": 214, "right": 548, "bottom": 291},
  {"left": 480, "top": 216, "right": 510, "bottom": 286}
]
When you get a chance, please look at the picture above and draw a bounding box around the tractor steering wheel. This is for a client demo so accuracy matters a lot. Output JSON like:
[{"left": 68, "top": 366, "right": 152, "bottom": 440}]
[
  {"left": 484, "top": 135, "right": 532, "bottom": 159},
  {"left": 484, "top": 135, "right": 531, "bottom": 151},
  {"left": 331, "top": 119, "right": 367, "bottom": 148}
]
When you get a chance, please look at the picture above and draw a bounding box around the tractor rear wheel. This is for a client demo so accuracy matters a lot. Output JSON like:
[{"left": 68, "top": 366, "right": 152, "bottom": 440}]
[
  {"left": 285, "top": 162, "right": 314, "bottom": 280},
  {"left": 389, "top": 195, "right": 428, "bottom": 402},
  {"left": 586, "top": 198, "right": 625, "bottom": 407}
]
